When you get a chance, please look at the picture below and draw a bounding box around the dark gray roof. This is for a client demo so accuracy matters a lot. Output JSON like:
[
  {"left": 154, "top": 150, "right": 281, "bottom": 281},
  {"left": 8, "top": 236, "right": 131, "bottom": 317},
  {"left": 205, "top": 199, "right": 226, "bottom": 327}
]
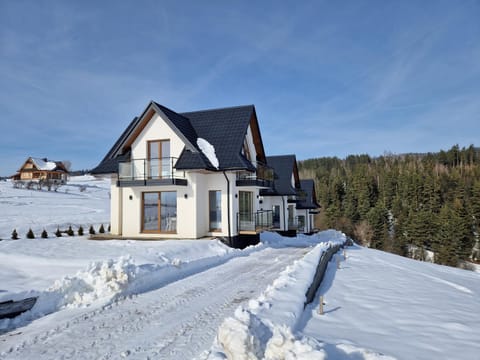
[
  {"left": 91, "top": 102, "right": 258, "bottom": 174},
  {"left": 261, "top": 155, "right": 299, "bottom": 196},
  {"left": 297, "top": 179, "right": 321, "bottom": 209},
  {"left": 177, "top": 105, "right": 256, "bottom": 171}
]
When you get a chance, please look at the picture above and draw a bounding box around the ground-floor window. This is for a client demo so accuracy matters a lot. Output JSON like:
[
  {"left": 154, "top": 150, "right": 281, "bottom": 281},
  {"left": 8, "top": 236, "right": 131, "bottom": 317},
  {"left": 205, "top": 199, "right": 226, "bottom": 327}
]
[
  {"left": 209, "top": 190, "right": 222, "bottom": 231},
  {"left": 142, "top": 191, "right": 177, "bottom": 233}
]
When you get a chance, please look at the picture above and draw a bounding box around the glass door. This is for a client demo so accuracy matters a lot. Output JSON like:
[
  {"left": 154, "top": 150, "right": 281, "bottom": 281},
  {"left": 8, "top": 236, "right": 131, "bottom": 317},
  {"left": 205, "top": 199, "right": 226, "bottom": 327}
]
[
  {"left": 148, "top": 140, "right": 170, "bottom": 179},
  {"left": 209, "top": 191, "right": 222, "bottom": 231},
  {"left": 239, "top": 191, "right": 253, "bottom": 230}
]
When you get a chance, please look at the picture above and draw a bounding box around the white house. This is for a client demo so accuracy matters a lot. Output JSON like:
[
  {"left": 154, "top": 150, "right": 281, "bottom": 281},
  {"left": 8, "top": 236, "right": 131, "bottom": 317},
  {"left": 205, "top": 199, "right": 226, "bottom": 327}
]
[
  {"left": 91, "top": 101, "right": 320, "bottom": 247},
  {"left": 92, "top": 101, "right": 277, "bottom": 247}
]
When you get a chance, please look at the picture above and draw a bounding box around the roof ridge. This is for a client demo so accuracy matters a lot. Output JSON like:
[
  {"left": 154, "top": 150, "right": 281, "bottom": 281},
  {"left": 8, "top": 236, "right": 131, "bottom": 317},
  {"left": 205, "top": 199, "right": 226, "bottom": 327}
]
[{"left": 180, "top": 104, "right": 254, "bottom": 115}]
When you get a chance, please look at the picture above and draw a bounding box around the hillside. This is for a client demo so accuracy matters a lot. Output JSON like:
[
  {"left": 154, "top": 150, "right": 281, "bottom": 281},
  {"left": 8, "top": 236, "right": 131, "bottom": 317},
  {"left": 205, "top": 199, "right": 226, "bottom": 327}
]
[{"left": 298, "top": 145, "right": 480, "bottom": 267}]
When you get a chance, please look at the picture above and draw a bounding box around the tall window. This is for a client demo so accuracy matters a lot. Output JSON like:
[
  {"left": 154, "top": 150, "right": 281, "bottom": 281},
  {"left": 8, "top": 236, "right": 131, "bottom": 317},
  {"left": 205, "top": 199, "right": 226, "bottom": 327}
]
[
  {"left": 142, "top": 191, "right": 177, "bottom": 233},
  {"left": 239, "top": 191, "right": 253, "bottom": 222},
  {"left": 272, "top": 205, "right": 280, "bottom": 228},
  {"left": 148, "top": 140, "right": 170, "bottom": 178},
  {"left": 209, "top": 190, "right": 222, "bottom": 231}
]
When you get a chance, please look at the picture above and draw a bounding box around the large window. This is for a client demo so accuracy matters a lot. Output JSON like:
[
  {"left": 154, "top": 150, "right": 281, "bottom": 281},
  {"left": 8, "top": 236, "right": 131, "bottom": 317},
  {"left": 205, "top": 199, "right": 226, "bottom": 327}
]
[
  {"left": 142, "top": 191, "right": 177, "bottom": 233},
  {"left": 209, "top": 190, "right": 222, "bottom": 231},
  {"left": 148, "top": 140, "right": 171, "bottom": 178}
]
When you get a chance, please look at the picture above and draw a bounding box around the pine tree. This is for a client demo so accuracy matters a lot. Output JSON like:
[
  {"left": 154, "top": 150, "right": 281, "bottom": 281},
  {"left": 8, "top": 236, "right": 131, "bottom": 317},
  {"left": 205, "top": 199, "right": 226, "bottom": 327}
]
[
  {"left": 55, "top": 227, "right": 62, "bottom": 237},
  {"left": 99, "top": 224, "right": 105, "bottom": 234},
  {"left": 41, "top": 229, "right": 48, "bottom": 238},
  {"left": 89, "top": 225, "right": 95, "bottom": 235},
  {"left": 78, "top": 226, "right": 84, "bottom": 236},
  {"left": 67, "top": 225, "right": 74, "bottom": 236},
  {"left": 26, "top": 228, "right": 35, "bottom": 239},
  {"left": 11, "top": 229, "right": 19, "bottom": 240}
]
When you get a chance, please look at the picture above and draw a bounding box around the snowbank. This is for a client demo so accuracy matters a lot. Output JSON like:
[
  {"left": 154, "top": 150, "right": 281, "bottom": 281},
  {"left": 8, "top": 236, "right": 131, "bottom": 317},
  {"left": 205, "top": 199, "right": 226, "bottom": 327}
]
[
  {"left": 204, "top": 231, "right": 357, "bottom": 359},
  {"left": 0, "top": 238, "right": 262, "bottom": 333}
]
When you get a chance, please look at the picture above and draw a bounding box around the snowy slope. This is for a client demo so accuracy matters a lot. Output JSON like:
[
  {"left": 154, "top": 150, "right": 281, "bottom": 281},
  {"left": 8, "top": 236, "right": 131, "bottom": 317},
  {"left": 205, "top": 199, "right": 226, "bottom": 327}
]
[
  {"left": 298, "top": 245, "right": 480, "bottom": 360},
  {"left": 0, "top": 175, "right": 110, "bottom": 240}
]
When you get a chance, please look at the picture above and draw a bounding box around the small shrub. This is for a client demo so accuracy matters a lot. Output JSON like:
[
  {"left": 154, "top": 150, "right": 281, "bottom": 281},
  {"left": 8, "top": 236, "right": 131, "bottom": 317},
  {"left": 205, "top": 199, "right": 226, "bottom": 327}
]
[
  {"left": 99, "top": 224, "right": 105, "bottom": 234},
  {"left": 107, "top": 224, "right": 111, "bottom": 232},
  {"left": 26, "top": 228, "right": 35, "bottom": 239},
  {"left": 41, "top": 229, "right": 48, "bottom": 238},
  {"left": 78, "top": 226, "right": 84, "bottom": 236},
  {"left": 55, "top": 227, "right": 62, "bottom": 237},
  {"left": 67, "top": 225, "right": 74, "bottom": 236},
  {"left": 11, "top": 229, "right": 19, "bottom": 240},
  {"left": 89, "top": 225, "right": 95, "bottom": 235}
]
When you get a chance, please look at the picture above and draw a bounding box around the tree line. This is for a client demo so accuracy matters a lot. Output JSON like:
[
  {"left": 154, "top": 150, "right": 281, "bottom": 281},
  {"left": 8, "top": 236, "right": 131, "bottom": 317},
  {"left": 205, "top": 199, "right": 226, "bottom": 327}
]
[{"left": 298, "top": 145, "right": 480, "bottom": 267}]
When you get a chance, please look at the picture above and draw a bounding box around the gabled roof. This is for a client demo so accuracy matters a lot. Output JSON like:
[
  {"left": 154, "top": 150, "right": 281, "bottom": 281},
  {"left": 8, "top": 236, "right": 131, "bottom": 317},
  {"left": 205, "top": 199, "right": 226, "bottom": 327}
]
[
  {"left": 297, "top": 179, "right": 321, "bottom": 209},
  {"left": 177, "top": 105, "right": 259, "bottom": 171},
  {"left": 19, "top": 157, "right": 68, "bottom": 173},
  {"left": 91, "top": 102, "right": 263, "bottom": 174},
  {"left": 261, "top": 155, "right": 300, "bottom": 196}
]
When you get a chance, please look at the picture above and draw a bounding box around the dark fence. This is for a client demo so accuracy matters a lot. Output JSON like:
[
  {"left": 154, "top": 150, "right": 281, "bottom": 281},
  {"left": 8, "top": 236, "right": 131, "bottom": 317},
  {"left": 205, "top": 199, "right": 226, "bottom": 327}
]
[{"left": 304, "top": 243, "right": 343, "bottom": 306}]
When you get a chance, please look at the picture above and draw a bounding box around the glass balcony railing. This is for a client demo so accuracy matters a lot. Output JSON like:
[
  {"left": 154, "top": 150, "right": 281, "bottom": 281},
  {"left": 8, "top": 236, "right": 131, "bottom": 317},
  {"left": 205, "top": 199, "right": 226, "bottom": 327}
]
[
  {"left": 118, "top": 157, "right": 184, "bottom": 182},
  {"left": 237, "top": 210, "right": 273, "bottom": 233},
  {"left": 236, "top": 161, "right": 274, "bottom": 186}
]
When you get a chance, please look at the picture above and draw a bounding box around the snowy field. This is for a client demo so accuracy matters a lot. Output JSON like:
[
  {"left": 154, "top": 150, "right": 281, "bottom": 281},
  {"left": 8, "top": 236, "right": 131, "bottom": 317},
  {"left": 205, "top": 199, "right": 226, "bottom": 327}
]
[
  {"left": 0, "top": 175, "right": 110, "bottom": 240},
  {"left": 1, "top": 175, "right": 479, "bottom": 359}
]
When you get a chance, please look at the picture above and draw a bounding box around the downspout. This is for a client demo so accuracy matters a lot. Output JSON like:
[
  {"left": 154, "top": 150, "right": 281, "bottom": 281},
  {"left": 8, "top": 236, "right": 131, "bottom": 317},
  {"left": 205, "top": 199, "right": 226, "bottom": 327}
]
[
  {"left": 281, "top": 195, "right": 286, "bottom": 231},
  {"left": 223, "top": 171, "right": 232, "bottom": 245}
]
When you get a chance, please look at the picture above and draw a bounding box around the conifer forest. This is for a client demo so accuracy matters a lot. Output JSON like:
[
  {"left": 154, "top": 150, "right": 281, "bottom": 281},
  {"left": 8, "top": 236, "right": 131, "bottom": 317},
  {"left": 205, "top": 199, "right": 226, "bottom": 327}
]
[{"left": 298, "top": 145, "right": 480, "bottom": 267}]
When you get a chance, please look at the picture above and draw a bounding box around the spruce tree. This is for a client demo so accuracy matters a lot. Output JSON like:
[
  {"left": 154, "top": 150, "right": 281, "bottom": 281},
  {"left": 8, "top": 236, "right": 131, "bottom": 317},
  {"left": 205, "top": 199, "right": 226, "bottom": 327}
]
[
  {"left": 26, "top": 228, "right": 35, "bottom": 239},
  {"left": 67, "top": 225, "right": 74, "bottom": 236},
  {"left": 55, "top": 227, "right": 62, "bottom": 237},
  {"left": 89, "top": 225, "right": 95, "bottom": 235},
  {"left": 11, "top": 229, "right": 19, "bottom": 240},
  {"left": 41, "top": 229, "right": 48, "bottom": 238},
  {"left": 78, "top": 226, "right": 84, "bottom": 236},
  {"left": 99, "top": 224, "right": 105, "bottom": 234}
]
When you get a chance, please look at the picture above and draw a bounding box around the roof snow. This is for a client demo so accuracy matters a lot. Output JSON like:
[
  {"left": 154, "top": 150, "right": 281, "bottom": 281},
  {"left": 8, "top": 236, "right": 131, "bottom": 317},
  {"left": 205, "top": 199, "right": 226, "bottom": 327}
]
[
  {"left": 197, "top": 138, "right": 219, "bottom": 169},
  {"left": 31, "top": 158, "right": 57, "bottom": 171}
]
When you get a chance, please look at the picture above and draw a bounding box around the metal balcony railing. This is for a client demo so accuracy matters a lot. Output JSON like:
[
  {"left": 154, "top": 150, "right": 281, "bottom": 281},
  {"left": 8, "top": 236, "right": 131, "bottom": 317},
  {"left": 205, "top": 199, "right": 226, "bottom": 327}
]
[
  {"left": 118, "top": 157, "right": 185, "bottom": 182},
  {"left": 236, "top": 161, "right": 274, "bottom": 187},
  {"left": 237, "top": 210, "right": 273, "bottom": 233}
]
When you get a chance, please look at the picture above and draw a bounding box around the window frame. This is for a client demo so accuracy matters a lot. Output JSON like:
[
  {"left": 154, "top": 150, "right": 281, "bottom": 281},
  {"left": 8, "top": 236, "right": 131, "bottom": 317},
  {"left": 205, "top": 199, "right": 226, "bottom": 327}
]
[{"left": 141, "top": 191, "right": 177, "bottom": 234}]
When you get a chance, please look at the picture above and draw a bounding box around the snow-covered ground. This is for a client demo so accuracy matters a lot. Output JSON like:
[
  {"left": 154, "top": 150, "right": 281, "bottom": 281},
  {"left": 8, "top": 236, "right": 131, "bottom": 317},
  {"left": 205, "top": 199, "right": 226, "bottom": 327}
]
[
  {"left": 0, "top": 175, "right": 110, "bottom": 240},
  {"left": 1, "top": 175, "right": 479, "bottom": 359}
]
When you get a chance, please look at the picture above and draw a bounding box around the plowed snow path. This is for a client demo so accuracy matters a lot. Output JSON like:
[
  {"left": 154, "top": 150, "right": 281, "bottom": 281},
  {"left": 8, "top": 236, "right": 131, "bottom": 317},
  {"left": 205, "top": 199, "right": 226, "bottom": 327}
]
[{"left": 1, "top": 246, "right": 309, "bottom": 359}]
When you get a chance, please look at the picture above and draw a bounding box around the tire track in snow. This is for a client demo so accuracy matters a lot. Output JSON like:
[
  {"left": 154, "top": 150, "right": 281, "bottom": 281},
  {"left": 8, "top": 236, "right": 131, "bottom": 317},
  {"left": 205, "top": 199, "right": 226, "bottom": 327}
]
[{"left": 0, "top": 246, "right": 310, "bottom": 360}]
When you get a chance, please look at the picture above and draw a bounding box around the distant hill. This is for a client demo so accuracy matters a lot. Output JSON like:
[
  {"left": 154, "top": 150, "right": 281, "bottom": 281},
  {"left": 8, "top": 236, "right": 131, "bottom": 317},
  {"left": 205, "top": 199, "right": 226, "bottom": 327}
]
[{"left": 298, "top": 144, "right": 480, "bottom": 268}]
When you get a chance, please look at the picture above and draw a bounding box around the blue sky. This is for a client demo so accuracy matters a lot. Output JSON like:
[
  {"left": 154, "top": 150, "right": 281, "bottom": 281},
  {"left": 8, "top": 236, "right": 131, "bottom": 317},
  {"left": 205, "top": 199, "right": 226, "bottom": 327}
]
[{"left": 1, "top": 0, "right": 479, "bottom": 175}]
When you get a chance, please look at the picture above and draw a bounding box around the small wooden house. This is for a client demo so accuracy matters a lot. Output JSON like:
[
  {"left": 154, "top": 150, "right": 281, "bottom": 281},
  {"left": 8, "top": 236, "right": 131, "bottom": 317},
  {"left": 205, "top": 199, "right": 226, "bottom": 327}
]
[{"left": 12, "top": 157, "right": 68, "bottom": 183}]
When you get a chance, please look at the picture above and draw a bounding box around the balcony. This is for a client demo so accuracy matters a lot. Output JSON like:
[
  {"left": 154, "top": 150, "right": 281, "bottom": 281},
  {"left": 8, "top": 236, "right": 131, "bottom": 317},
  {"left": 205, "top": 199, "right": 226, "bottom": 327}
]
[
  {"left": 236, "top": 161, "right": 274, "bottom": 188},
  {"left": 237, "top": 210, "right": 273, "bottom": 234},
  {"left": 117, "top": 157, "right": 187, "bottom": 187}
]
